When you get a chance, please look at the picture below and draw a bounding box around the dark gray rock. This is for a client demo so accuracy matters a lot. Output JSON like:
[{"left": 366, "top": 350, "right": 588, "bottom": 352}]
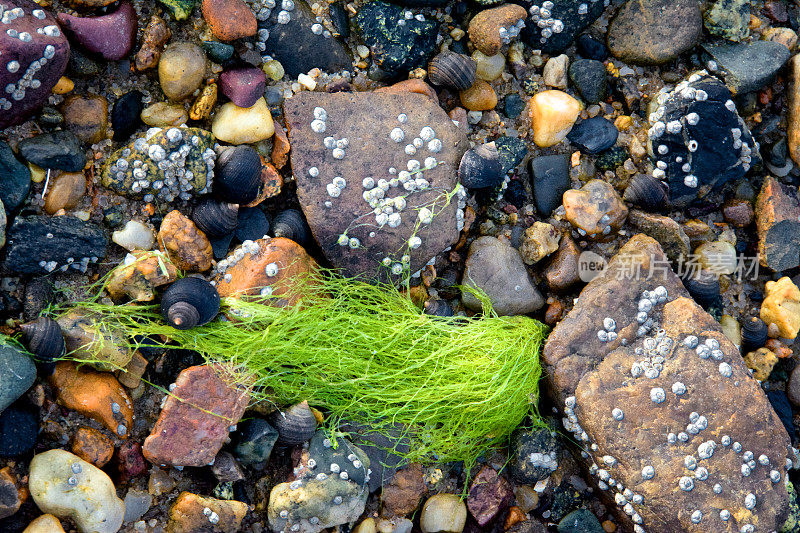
[
  {"left": 0, "top": 405, "right": 37, "bottom": 457},
  {"left": 569, "top": 59, "right": 607, "bottom": 104},
  {"left": 234, "top": 419, "right": 279, "bottom": 465},
  {"left": 557, "top": 510, "right": 604, "bottom": 533},
  {"left": 509, "top": 425, "right": 561, "bottom": 484},
  {"left": 703, "top": 41, "right": 791, "bottom": 95},
  {"left": 111, "top": 91, "right": 144, "bottom": 142},
  {"left": 576, "top": 33, "right": 607, "bottom": 61},
  {"left": 504, "top": 94, "right": 525, "bottom": 118},
  {"left": 18, "top": 131, "right": 86, "bottom": 172},
  {"left": 567, "top": 117, "right": 618, "bottom": 154},
  {"left": 0, "top": 345, "right": 36, "bottom": 414},
  {"left": 355, "top": 1, "right": 439, "bottom": 75},
  {"left": 4, "top": 215, "right": 107, "bottom": 274},
  {"left": 495, "top": 136, "right": 528, "bottom": 175},
  {"left": 530, "top": 154, "right": 570, "bottom": 216},
  {"left": 521, "top": 0, "right": 606, "bottom": 55},
  {"left": 0, "top": 141, "right": 31, "bottom": 212}
]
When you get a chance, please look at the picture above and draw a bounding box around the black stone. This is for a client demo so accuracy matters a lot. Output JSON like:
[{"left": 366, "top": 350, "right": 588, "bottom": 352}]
[
  {"left": 18, "top": 131, "right": 86, "bottom": 172},
  {"left": 233, "top": 418, "right": 279, "bottom": 465},
  {"left": 235, "top": 207, "right": 270, "bottom": 243},
  {"left": 202, "top": 41, "right": 235, "bottom": 64},
  {"left": 495, "top": 136, "right": 528, "bottom": 175},
  {"left": 329, "top": 2, "right": 350, "bottom": 37},
  {"left": 518, "top": 0, "right": 606, "bottom": 55},
  {"left": 263, "top": 3, "right": 351, "bottom": 78},
  {"left": 0, "top": 405, "right": 38, "bottom": 457},
  {"left": 504, "top": 178, "right": 527, "bottom": 208},
  {"left": 112, "top": 91, "right": 144, "bottom": 142},
  {"left": 210, "top": 233, "right": 235, "bottom": 260},
  {"left": 23, "top": 277, "right": 55, "bottom": 322},
  {"left": 595, "top": 145, "right": 628, "bottom": 171},
  {"left": 338, "top": 420, "right": 410, "bottom": 491},
  {"left": 385, "top": 0, "right": 449, "bottom": 5},
  {"left": 576, "top": 33, "right": 608, "bottom": 60},
  {"left": 38, "top": 106, "right": 64, "bottom": 126},
  {"left": 355, "top": 1, "right": 439, "bottom": 75},
  {"left": 4, "top": 216, "right": 108, "bottom": 275},
  {"left": 509, "top": 425, "right": 561, "bottom": 484},
  {"left": 567, "top": 117, "right": 618, "bottom": 154},
  {"left": 68, "top": 48, "right": 101, "bottom": 77},
  {"left": 569, "top": 58, "right": 608, "bottom": 104},
  {"left": 767, "top": 390, "right": 797, "bottom": 439},
  {"left": 557, "top": 509, "right": 605, "bottom": 533},
  {"left": 504, "top": 93, "right": 525, "bottom": 118},
  {"left": 530, "top": 154, "right": 570, "bottom": 216},
  {"left": 0, "top": 141, "right": 31, "bottom": 212},
  {"left": 703, "top": 41, "right": 791, "bottom": 95}
]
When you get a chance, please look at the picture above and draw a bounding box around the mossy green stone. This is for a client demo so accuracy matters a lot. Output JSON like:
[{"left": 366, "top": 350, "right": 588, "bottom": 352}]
[{"left": 158, "top": 0, "right": 197, "bottom": 20}]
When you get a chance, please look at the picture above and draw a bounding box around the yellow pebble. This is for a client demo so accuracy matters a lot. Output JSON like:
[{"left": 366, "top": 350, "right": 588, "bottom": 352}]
[
  {"left": 744, "top": 347, "right": 778, "bottom": 381},
  {"left": 459, "top": 80, "right": 497, "bottom": 111},
  {"left": 28, "top": 163, "right": 46, "bottom": 183},
  {"left": 761, "top": 276, "right": 800, "bottom": 339},
  {"left": 614, "top": 115, "right": 633, "bottom": 131},
  {"left": 52, "top": 76, "right": 74, "bottom": 95},
  {"left": 527, "top": 90, "right": 582, "bottom": 148}
]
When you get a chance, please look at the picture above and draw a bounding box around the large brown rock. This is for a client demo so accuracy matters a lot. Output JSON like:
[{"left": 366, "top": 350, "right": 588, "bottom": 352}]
[
  {"left": 284, "top": 91, "right": 469, "bottom": 280},
  {"left": 143, "top": 365, "right": 250, "bottom": 467},
  {"left": 543, "top": 234, "right": 792, "bottom": 532}
]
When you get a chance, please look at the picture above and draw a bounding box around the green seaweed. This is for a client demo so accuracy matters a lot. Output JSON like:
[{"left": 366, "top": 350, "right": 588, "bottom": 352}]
[{"left": 58, "top": 271, "right": 548, "bottom": 467}]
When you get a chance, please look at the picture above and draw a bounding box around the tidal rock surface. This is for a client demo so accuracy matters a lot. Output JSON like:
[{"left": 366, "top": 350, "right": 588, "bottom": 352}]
[{"left": 543, "top": 234, "right": 793, "bottom": 533}]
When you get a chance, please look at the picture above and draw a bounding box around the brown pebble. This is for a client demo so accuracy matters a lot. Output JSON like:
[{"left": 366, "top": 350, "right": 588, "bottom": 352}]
[
  {"left": 158, "top": 210, "right": 214, "bottom": 272},
  {"left": 117, "top": 351, "right": 148, "bottom": 389},
  {"left": 271, "top": 125, "right": 291, "bottom": 169},
  {"left": 44, "top": 171, "right": 85, "bottom": 215},
  {"left": 168, "top": 492, "right": 248, "bottom": 533},
  {"left": 71, "top": 426, "right": 115, "bottom": 468},
  {"left": 52, "top": 76, "right": 74, "bottom": 95},
  {"left": 504, "top": 506, "right": 526, "bottom": 529},
  {"left": 135, "top": 14, "right": 171, "bottom": 71},
  {"left": 460, "top": 80, "right": 497, "bottom": 111},
  {"left": 0, "top": 467, "right": 22, "bottom": 520},
  {"left": 723, "top": 198, "right": 754, "bottom": 227},
  {"left": 201, "top": 0, "right": 257, "bottom": 41},
  {"left": 374, "top": 78, "right": 438, "bottom": 102},
  {"left": 189, "top": 82, "right": 218, "bottom": 121},
  {"left": 602, "top": 519, "right": 617, "bottom": 533},
  {"left": 787, "top": 364, "right": 800, "bottom": 407},
  {"left": 545, "top": 300, "right": 564, "bottom": 325},
  {"left": 61, "top": 95, "right": 108, "bottom": 144},
  {"left": 448, "top": 106, "right": 470, "bottom": 133},
  {"left": 467, "top": 4, "right": 527, "bottom": 56}
]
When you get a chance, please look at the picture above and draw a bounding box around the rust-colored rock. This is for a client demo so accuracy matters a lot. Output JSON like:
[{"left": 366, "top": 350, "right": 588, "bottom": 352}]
[
  {"left": 467, "top": 465, "right": 513, "bottom": 526},
  {"left": 44, "top": 171, "right": 86, "bottom": 215},
  {"left": 49, "top": 361, "right": 134, "bottom": 438},
  {"left": 61, "top": 95, "right": 109, "bottom": 144},
  {"left": 214, "top": 237, "right": 318, "bottom": 306},
  {"left": 543, "top": 235, "right": 792, "bottom": 532},
  {"left": 71, "top": 426, "right": 114, "bottom": 467},
  {"left": 544, "top": 236, "right": 581, "bottom": 292},
  {"left": 374, "top": 79, "right": 438, "bottom": 102},
  {"left": 755, "top": 176, "right": 800, "bottom": 271},
  {"left": 467, "top": 4, "right": 527, "bottom": 56},
  {"left": 168, "top": 492, "right": 248, "bottom": 533},
  {"left": 158, "top": 210, "right": 214, "bottom": 272},
  {"left": 142, "top": 365, "right": 250, "bottom": 467},
  {"left": 380, "top": 463, "right": 426, "bottom": 517},
  {"left": 627, "top": 210, "right": 690, "bottom": 265},
  {"left": 106, "top": 250, "right": 179, "bottom": 302},
  {"left": 135, "top": 14, "right": 171, "bottom": 71},
  {"left": 201, "top": 0, "right": 257, "bottom": 41},
  {"left": 271, "top": 125, "right": 291, "bottom": 169},
  {"left": 189, "top": 82, "right": 218, "bottom": 121},
  {"left": 117, "top": 440, "right": 147, "bottom": 482},
  {"left": 563, "top": 180, "right": 628, "bottom": 239},
  {"left": 244, "top": 162, "right": 283, "bottom": 207},
  {"left": 0, "top": 467, "right": 22, "bottom": 519},
  {"left": 789, "top": 55, "right": 800, "bottom": 166}
]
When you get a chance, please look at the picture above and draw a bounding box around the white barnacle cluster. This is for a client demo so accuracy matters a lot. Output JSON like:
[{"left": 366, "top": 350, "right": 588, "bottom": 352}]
[
  {"left": 323, "top": 135, "right": 349, "bottom": 159},
  {"left": 528, "top": 1, "right": 564, "bottom": 44},
  {"left": 498, "top": 18, "right": 525, "bottom": 45},
  {"left": 528, "top": 451, "right": 558, "bottom": 473},
  {"left": 310, "top": 106, "right": 327, "bottom": 134},
  {"left": 212, "top": 240, "right": 262, "bottom": 283},
  {"left": 0, "top": 4, "right": 60, "bottom": 111},
  {"left": 202, "top": 507, "right": 220, "bottom": 525},
  {"left": 397, "top": 9, "right": 425, "bottom": 27},
  {"left": 648, "top": 72, "right": 758, "bottom": 192},
  {"left": 596, "top": 316, "right": 617, "bottom": 342},
  {"left": 38, "top": 255, "right": 98, "bottom": 273}
]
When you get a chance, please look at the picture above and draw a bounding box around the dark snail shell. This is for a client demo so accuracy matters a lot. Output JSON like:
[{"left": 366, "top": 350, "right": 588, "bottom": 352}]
[
  {"left": 272, "top": 209, "right": 310, "bottom": 246},
  {"left": 20, "top": 317, "right": 65, "bottom": 361},
  {"left": 428, "top": 51, "right": 477, "bottom": 91},
  {"left": 623, "top": 174, "right": 670, "bottom": 211},
  {"left": 682, "top": 270, "right": 721, "bottom": 310},
  {"left": 160, "top": 277, "right": 221, "bottom": 330},
  {"left": 458, "top": 142, "right": 503, "bottom": 190},
  {"left": 424, "top": 298, "right": 454, "bottom": 317},
  {"left": 741, "top": 316, "right": 768, "bottom": 353},
  {"left": 271, "top": 400, "right": 317, "bottom": 445},
  {"left": 193, "top": 199, "right": 239, "bottom": 239},
  {"left": 214, "top": 145, "right": 263, "bottom": 205}
]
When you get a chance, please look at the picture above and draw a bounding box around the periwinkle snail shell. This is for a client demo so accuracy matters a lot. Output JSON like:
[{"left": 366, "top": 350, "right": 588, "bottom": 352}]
[
  {"left": 20, "top": 316, "right": 66, "bottom": 361},
  {"left": 214, "top": 145, "right": 263, "bottom": 204},
  {"left": 428, "top": 51, "right": 477, "bottom": 91},
  {"left": 193, "top": 199, "right": 239, "bottom": 239},
  {"left": 271, "top": 400, "right": 318, "bottom": 445},
  {"left": 682, "top": 270, "right": 721, "bottom": 310},
  {"left": 160, "top": 277, "right": 221, "bottom": 330},
  {"left": 741, "top": 316, "right": 768, "bottom": 353},
  {"left": 458, "top": 142, "right": 503, "bottom": 190},
  {"left": 272, "top": 209, "right": 311, "bottom": 246},
  {"left": 623, "top": 174, "right": 670, "bottom": 211}
]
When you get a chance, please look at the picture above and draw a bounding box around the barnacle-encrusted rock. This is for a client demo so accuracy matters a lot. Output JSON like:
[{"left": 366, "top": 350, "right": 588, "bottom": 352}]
[
  {"left": 521, "top": 0, "right": 606, "bottom": 54},
  {"left": 268, "top": 430, "right": 370, "bottom": 533},
  {"left": 543, "top": 234, "right": 793, "bottom": 532},
  {"left": 647, "top": 73, "right": 757, "bottom": 207},
  {"left": 0, "top": 0, "right": 71, "bottom": 128},
  {"left": 142, "top": 365, "right": 250, "bottom": 467},
  {"left": 101, "top": 127, "right": 216, "bottom": 203},
  {"left": 168, "top": 492, "right": 248, "bottom": 533},
  {"left": 284, "top": 91, "right": 469, "bottom": 280}
]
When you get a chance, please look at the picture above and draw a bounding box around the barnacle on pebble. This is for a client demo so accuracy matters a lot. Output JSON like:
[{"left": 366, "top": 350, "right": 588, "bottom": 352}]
[
  {"left": 647, "top": 72, "right": 758, "bottom": 207},
  {"left": 101, "top": 126, "right": 216, "bottom": 202}
]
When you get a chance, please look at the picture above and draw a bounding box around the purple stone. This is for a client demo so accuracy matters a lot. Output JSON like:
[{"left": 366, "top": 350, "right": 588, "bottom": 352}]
[
  {"left": 0, "top": 0, "right": 70, "bottom": 129},
  {"left": 57, "top": 1, "right": 137, "bottom": 61},
  {"left": 219, "top": 67, "right": 266, "bottom": 108}
]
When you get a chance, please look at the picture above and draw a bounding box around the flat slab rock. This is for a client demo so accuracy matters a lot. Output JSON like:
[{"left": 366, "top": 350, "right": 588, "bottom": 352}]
[
  {"left": 142, "top": 365, "right": 249, "bottom": 468},
  {"left": 284, "top": 91, "right": 469, "bottom": 279},
  {"left": 543, "top": 234, "right": 793, "bottom": 532}
]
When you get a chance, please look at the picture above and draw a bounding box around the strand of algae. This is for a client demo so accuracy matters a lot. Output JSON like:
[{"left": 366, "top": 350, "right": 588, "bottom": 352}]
[{"left": 61, "top": 271, "right": 548, "bottom": 466}]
